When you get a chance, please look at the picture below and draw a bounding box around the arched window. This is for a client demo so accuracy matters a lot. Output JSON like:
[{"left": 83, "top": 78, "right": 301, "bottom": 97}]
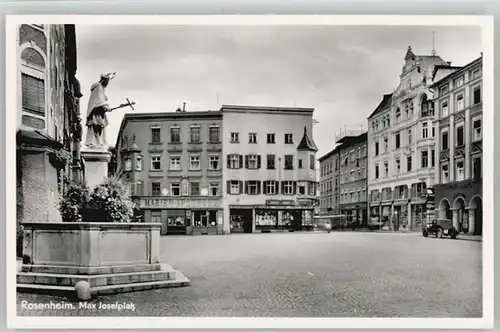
[
  {"left": 420, "top": 94, "right": 429, "bottom": 117},
  {"left": 20, "top": 45, "right": 47, "bottom": 130}
]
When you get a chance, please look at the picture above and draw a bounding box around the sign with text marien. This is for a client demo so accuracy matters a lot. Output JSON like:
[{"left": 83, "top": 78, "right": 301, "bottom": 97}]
[{"left": 140, "top": 198, "right": 222, "bottom": 209}]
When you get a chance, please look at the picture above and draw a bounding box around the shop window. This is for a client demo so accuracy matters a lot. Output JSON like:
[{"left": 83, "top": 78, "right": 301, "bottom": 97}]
[
  {"left": 209, "top": 155, "right": 220, "bottom": 170},
  {"left": 248, "top": 132, "right": 257, "bottom": 144},
  {"left": 170, "top": 127, "right": 180, "bottom": 143},
  {"left": 170, "top": 155, "right": 181, "bottom": 170},
  {"left": 227, "top": 154, "right": 242, "bottom": 169},
  {"left": 171, "top": 183, "right": 180, "bottom": 196},
  {"left": 151, "top": 127, "right": 161, "bottom": 143},
  {"left": 189, "top": 126, "right": 201, "bottom": 143},
  {"left": 209, "top": 126, "right": 220, "bottom": 143},
  {"left": 230, "top": 132, "right": 239, "bottom": 143},
  {"left": 150, "top": 155, "right": 161, "bottom": 170},
  {"left": 151, "top": 182, "right": 161, "bottom": 196},
  {"left": 284, "top": 155, "right": 294, "bottom": 170},
  {"left": 190, "top": 155, "right": 201, "bottom": 170}
]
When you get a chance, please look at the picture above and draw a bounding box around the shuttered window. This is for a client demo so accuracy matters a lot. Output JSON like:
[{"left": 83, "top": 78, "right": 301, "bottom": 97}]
[{"left": 22, "top": 73, "right": 45, "bottom": 116}]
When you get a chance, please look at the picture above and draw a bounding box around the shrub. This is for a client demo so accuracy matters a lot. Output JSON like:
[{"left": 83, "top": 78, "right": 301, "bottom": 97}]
[
  {"left": 87, "top": 176, "right": 133, "bottom": 223},
  {"left": 59, "top": 181, "right": 89, "bottom": 222}
]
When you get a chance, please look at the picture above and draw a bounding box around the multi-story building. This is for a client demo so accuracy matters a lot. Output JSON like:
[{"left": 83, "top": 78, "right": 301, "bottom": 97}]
[
  {"left": 431, "top": 55, "right": 483, "bottom": 235},
  {"left": 115, "top": 109, "right": 224, "bottom": 235},
  {"left": 337, "top": 133, "right": 368, "bottom": 227},
  {"left": 221, "top": 105, "right": 318, "bottom": 234},
  {"left": 367, "top": 46, "right": 453, "bottom": 231},
  {"left": 318, "top": 145, "right": 341, "bottom": 214},
  {"left": 16, "top": 24, "right": 82, "bottom": 225}
]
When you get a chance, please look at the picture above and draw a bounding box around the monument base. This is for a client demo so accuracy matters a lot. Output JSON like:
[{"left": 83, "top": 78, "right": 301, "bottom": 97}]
[
  {"left": 17, "top": 222, "right": 191, "bottom": 300},
  {"left": 81, "top": 148, "right": 112, "bottom": 190}
]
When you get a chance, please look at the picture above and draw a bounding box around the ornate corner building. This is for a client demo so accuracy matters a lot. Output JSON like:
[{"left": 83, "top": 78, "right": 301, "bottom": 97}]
[
  {"left": 16, "top": 24, "right": 82, "bottom": 224},
  {"left": 431, "top": 56, "right": 483, "bottom": 235}
]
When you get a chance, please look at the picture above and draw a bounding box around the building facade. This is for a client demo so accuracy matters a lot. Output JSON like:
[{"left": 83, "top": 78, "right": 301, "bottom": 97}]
[
  {"left": 432, "top": 56, "right": 483, "bottom": 235},
  {"left": 16, "top": 24, "right": 82, "bottom": 226},
  {"left": 221, "top": 105, "right": 318, "bottom": 234},
  {"left": 367, "top": 46, "right": 452, "bottom": 231},
  {"left": 115, "top": 110, "right": 224, "bottom": 235},
  {"left": 318, "top": 145, "right": 341, "bottom": 215},
  {"left": 337, "top": 133, "right": 368, "bottom": 227}
]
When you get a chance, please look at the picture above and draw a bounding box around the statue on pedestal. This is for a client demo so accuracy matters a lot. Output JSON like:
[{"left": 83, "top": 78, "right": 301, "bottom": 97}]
[{"left": 84, "top": 73, "right": 136, "bottom": 149}]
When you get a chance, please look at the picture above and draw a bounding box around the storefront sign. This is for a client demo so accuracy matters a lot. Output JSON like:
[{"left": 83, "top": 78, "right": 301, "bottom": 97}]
[
  {"left": 411, "top": 197, "right": 426, "bottom": 204},
  {"left": 393, "top": 199, "right": 409, "bottom": 206},
  {"left": 266, "top": 199, "right": 295, "bottom": 206},
  {"left": 140, "top": 198, "right": 221, "bottom": 209}
]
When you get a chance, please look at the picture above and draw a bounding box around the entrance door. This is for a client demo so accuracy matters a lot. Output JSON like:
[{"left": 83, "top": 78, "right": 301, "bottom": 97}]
[{"left": 201, "top": 214, "right": 208, "bottom": 235}]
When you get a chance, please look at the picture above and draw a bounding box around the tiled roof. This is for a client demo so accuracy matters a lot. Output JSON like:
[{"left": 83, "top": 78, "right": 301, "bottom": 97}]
[
  {"left": 367, "top": 93, "right": 393, "bottom": 120},
  {"left": 297, "top": 126, "right": 318, "bottom": 152}
]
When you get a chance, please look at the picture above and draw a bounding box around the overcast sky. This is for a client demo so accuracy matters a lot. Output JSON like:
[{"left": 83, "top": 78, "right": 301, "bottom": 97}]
[{"left": 75, "top": 24, "right": 482, "bottom": 158}]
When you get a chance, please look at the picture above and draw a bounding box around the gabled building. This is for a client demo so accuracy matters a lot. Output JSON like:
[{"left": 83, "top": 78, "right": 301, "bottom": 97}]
[
  {"left": 318, "top": 145, "right": 341, "bottom": 215},
  {"left": 431, "top": 55, "right": 483, "bottom": 235}
]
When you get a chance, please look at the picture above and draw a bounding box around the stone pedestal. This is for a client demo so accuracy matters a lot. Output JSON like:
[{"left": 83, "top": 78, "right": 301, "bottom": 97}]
[{"left": 81, "top": 148, "right": 112, "bottom": 190}]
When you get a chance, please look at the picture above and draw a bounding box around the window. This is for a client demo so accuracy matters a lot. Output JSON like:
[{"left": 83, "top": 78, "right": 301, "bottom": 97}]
[
  {"left": 136, "top": 180, "right": 144, "bottom": 196},
  {"left": 407, "top": 155, "right": 412, "bottom": 172},
  {"left": 473, "top": 119, "right": 482, "bottom": 141},
  {"left": 395, "top": 158, "right": 401, "bottom": 174},
  {"left": 431, "top": 149, "right": 435, "bottom": 167},
  {"left": 421, "top": 150, "right": 428, "bottom": 168},
  {"left": 441, "top": 101, "right": 449, "bottom": 117},
  {"left": 170, "top": 127, "right": 180, "bottom": 143},
  {"left": 298, "top": 159, "right": 303, "bottom": 169},
  {"left": 284, "top": 155, "right": 294, "bottom": 170},
  {"left": 282, "top": 181, "right": 294, "bottom": 195},
  {"left": 422, "top": 122, "right": 428, "bottom": 139},
  {"left": 375, "top": 141, "right": 379, "bottom": 156},
  {"left": 432, "top": 125, "right": 436, "bottom": 138},
  {"left": 190, "top": 155, "right": 200, "bottom": 170},
  {"left": 151, "top": 155, "right": 161, "bottom": 170},
  {"left": 248, "top": 133, "right": 257, "bottom": 143},
  {"left": 246, "top": 181, "right": 260, "bottom": 195},
  {"left": 440, "top": 84, "right": 449, "bottom": 96},
  {"left": 267, "top": 133, "right": 275, "bottom": 144},
  {"left": 152, "top": 182, "right": 161, "bottom": 196},
  {"left": 209, "top": 182, "right": 219, "bottom": 196},
  {"left": 441, "top": 164, "right": 449, "bottom": 183},
  {"left": 124, "top": 157, "right": 132, "bottom": 171},
  {"left": 246, "top": 155, "right": 260, "bottom": 169},
  {"left": 190, "top": 126, "right": 201, "bottom": 143},
  {"left": 299, "top": 186, "right": 306, "bottom": 195},
  {"left": 384, "top": 161, "right": 388, "bottom": 177},
  {"left": 442, "top": 131, "right": 449, "bottom": 150},
  {"left": 21, "top": 74, "right": 45, "bottom": 116},
  {"left": 472, "top": 68, "right": 481, "bottom": 80},
  {"left": 171, "top": 183, "right": 180, "bottom": 196},
  {"left": 189, "top": 182, "right": 199, "bottom": 196},
  {"left": 284, "top": 133, "right": 293, "bottom": 144},
  {"left": 310, "top": 155, "right": 315, "bottom": 170},
  {"left": 209, "top": 155, "right": 220, "bottom": 170},
  {"left": 230, "top": 132, "right": 239, "bottom": 143},
  {"left": 472, "top": 156, "right": 482, "bottom": 179},
  {"left": 384, "top": 137, "right": 388, "bottom": 152},
  {"left": 151, "top": 127, "right": 161, "bottom": 143},
  {"left": 264, "top": 181, "right": 278, "bottom": 195},
  {"left": 473, "top": 86, "right": 481, "bottom": 104},
  {"left": 456, "top": 93, "right": 464, "bottom": 111},
  {"left": 229, "top": 180, "right": 240, "bottom": 194},
  {"left": 456, "top": 160, "right": 465, "bottom": 181},
  {"left": 228, "top": 154, "right": 242, "bottom": 169},
  {"left": 267, "top": 154, "right": 276, "bottom": 169},
  {"left": 375, "top": 164, "right": 379, "bottom": 179},
  {"left": 209, "top": 126, "right": 220, "bottom": 143},
  {"left": 407, "top": 129, "right": 412, "bottom": 145},
  {"left": 395, "top": 108, "right": 401, "bottom": 123},
  {"left": 455, "top": 76, "right": 464, "bottom": 88},
  {"left": 170, "top": 156, "right": 181, "bottom": 170},
  {"left": 456, "top": 125, "right": 464, "bottom": 146},
  {"left": 136, "top": 155, "right": 142, "bottom": 171},
  {"left": 395, "top": 132, "right": 401, "bottom": 149}
]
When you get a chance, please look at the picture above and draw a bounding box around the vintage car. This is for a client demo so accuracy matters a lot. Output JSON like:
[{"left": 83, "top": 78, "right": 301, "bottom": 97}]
[{"left": 422, "top": 218, "right": 458, "bottom": 239}]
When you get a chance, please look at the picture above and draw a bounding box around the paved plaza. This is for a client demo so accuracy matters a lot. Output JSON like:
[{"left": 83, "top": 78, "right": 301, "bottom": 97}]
[{"left": 17, "top": 232, "right": 482, "bottom": 317}]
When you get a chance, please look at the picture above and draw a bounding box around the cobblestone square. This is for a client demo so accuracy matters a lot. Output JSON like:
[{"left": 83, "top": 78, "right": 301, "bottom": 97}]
[{"left": 17, "top": 232, "right": 482, "bottom": 317}]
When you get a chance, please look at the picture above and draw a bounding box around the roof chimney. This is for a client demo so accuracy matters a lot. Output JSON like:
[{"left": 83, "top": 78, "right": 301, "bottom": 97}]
[
  {"left": 183, "top": 102, "right": 186, "bottom": 112},
  {"left": 447, "top": 61, "right": 452, "bottom": 66}
]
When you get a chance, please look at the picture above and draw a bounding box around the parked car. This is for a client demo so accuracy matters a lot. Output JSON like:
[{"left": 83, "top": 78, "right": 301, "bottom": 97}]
[
  {"left": 423, "top": 219, "right": 458, "bottom": 239},
  {"left": 367, "top": 221, "right": 384, "bottom": 231}
]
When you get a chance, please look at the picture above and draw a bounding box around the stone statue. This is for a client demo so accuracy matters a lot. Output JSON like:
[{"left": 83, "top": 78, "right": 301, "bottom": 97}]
[
  {"left": 84, "top": 73, "right": 135, "bottom": 149},
  {"left": 84, "top": 73, "right": 114, "bottom": 148}
]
